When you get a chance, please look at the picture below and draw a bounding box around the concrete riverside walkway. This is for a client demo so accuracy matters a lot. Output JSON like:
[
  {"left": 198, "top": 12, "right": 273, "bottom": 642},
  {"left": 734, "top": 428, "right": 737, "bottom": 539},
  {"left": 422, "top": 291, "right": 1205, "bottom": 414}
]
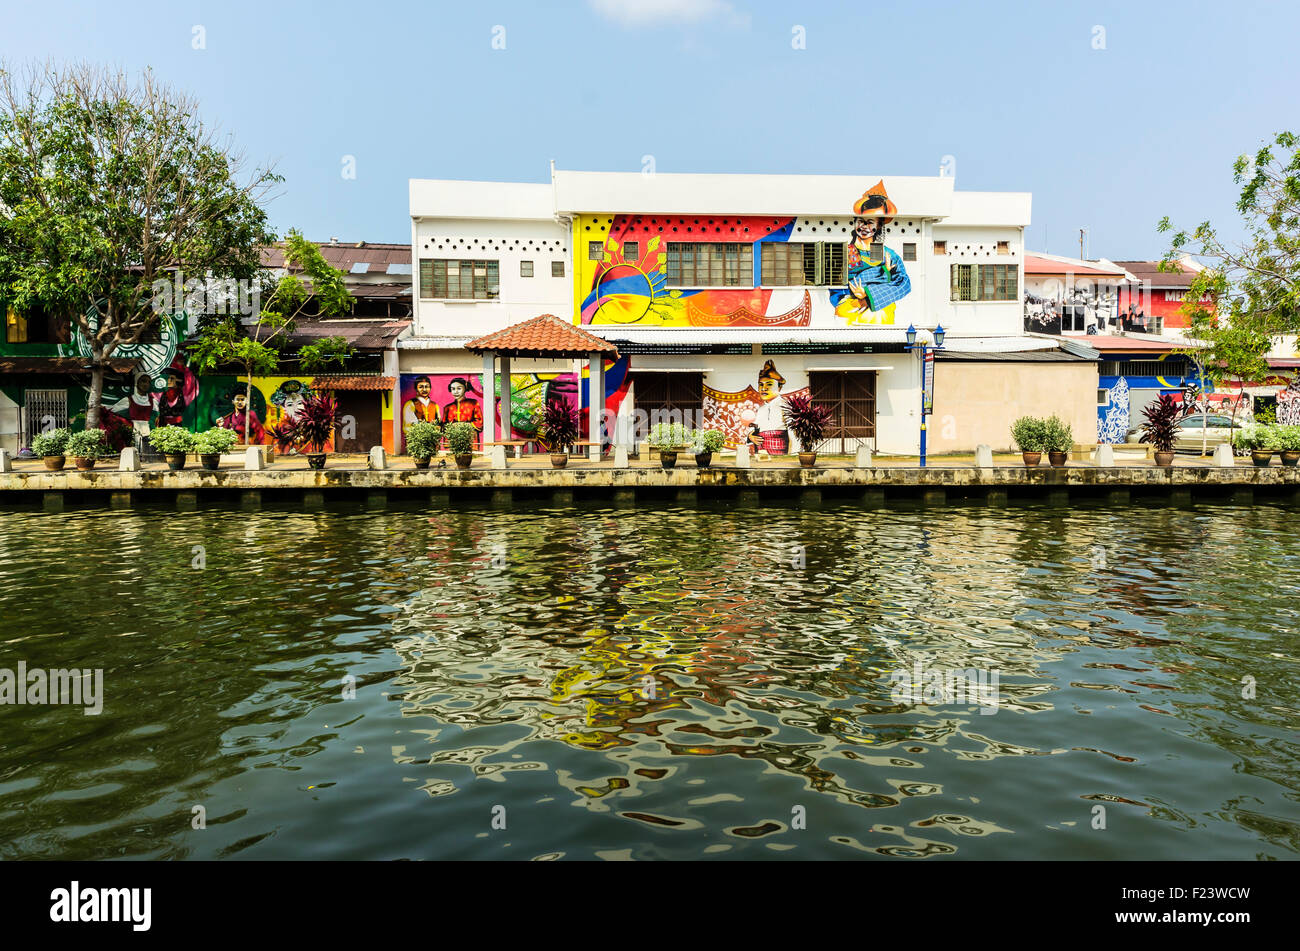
[{"left": 3, "top": 452, "right": 1299, "bottom": 503}]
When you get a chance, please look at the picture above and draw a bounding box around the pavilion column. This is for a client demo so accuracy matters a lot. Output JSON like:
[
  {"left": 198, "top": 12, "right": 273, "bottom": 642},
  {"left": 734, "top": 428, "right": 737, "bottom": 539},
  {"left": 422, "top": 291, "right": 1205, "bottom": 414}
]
[
  {"left": 499, "top": 354, "right": 512, "bottom": 450},
  {"left": 588, "top": 352, "right": 604, "bottom": 460},
  {"left": 481, "top": 351, "right": 496, "bottom": 449}
]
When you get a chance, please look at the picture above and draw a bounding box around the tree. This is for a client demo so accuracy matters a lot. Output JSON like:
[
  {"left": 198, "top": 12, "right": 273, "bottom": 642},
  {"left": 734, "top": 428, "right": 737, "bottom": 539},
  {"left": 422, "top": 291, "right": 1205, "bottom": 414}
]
[
  {"left": 187, "top": 230, "right": 353, "bottom": 441},
  {"left": 1160, "top": 130, "right": 1300, "bottom": 423},
  {"left": 0, "top": 62, "right": 278, "bottom": 429}
]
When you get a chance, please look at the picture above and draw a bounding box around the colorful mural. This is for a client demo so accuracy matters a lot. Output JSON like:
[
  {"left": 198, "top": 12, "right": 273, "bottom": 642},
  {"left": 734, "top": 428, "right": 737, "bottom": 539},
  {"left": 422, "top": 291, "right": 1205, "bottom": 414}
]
[
  {"left": 702, "top": 359, "right": 809, "bottom": 452},
  {"left": 398, "top": 357, "right": 632, "bottom": 454},
  {"left": 576, "top": 181, "right": 911, "bottom": 328}
]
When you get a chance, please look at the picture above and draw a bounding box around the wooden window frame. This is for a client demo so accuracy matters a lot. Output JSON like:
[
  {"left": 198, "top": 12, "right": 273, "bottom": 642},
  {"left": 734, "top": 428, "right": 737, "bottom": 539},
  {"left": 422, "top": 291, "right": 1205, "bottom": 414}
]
[
  {"left": 665, "top": 242, "right": 753, "bottom": 288},
  {"left": 420, "top": 259, "right": 500, "bottom": 300}
]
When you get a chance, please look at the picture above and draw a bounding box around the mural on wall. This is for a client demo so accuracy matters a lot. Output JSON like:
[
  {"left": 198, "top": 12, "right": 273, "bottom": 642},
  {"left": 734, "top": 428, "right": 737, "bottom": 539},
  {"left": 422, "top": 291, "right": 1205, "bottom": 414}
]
[
  {"left": 702, "top": 359, "right": 810, "bottom": 451},
  {"left": 399, "top": 374, "right": 486, "bottom": 452},
  {"left": 1097, "top": 378, "right": 1131, "bottom": 444},
  {"left": 1279, "top": 377, "right": 1300, "bottom": 425},
  {"left": 189, "top": 375, "right": 317, "bottom": 445},
  {"left": 398, "top": 358, "right": 632, "bottom": 454},
  {"left": 577, "top": 181, "right": 911, "bottom": 328}
]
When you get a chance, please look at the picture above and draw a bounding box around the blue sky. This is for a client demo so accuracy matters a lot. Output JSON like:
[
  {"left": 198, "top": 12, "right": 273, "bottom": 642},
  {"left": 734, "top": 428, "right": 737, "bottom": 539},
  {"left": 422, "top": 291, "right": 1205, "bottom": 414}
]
[{"left": 2, "top": 0, "right": 1294, "bottom": 259}]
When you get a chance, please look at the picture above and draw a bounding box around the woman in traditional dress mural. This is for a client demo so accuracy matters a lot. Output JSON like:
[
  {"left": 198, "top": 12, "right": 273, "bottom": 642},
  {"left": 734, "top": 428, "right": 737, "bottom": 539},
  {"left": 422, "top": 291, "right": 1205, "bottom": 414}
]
[
  {"left": 216, "top": 386, "right": 266, "bottom": 444},
  {"left": 107, "top": 371, "right": 157, "bottom": 446},
  {"left": 832, "top": 180, "right": 911, "bottom": 325},
  {"left": 746, "top": 360, "right": 792, "bottom": 454},
  {"left": 442, "top": 377, "right": 484, "bottom": 445}
]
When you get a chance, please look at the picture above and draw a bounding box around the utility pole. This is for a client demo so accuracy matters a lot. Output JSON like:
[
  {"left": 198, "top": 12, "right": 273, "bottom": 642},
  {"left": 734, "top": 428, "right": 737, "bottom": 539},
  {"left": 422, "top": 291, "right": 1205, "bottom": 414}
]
[{"left": 1079, "top": 228, "right": 1087, "bottom": 260}]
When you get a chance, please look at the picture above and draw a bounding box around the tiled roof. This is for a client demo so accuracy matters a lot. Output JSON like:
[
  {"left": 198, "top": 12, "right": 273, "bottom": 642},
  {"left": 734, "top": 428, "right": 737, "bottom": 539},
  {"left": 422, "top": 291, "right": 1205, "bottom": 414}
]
[
  {"left": 465, "top": 314, "right": 619, "bottom": 357},
  {"left": 310, "top": 375, "right": 396, "bottom": 391},
  {"left": 1072, "top": 334, "right": 1201, "bottom": 352},
  {"left": 280, "top": 319, "right": 410, "bottom": 351},
  {"left": 261, "top": 241, "right": 411, "bottom": 276},
  {"left": 1024, "top": 254, "right": 1126, "bottom": 277},
  {"left": 1112, "top": 260, "right": 1197, "bottom": 287}
]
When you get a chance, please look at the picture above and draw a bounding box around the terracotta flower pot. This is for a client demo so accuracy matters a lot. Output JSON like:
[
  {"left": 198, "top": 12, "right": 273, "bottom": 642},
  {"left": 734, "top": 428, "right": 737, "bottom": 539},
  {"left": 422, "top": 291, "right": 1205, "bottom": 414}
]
[
  {"left": 1251, "top": 450, "right": 1273, "bottom": 468},
  {"left": 43, "top": 455, "right": 65, "bottom": 471},
  {"left": 199, "top": 453, "right": 221, "bottom": 470},
  {"left": 1021, "top": 451, "right": 1042, "bottom": 467},
  {"left": 1047, "top": 451, "right": 1068, "bottom": 468},
  {"left": 165, "top": 453, "right": 187, "bottom": 471},
  {"left": 694, "top": 452, "right": 712, "bottom": 468},
  {"left": 1154, "top": 451, "right": 1175, "bottom": 467},
  {"left": 413, "top": 457, "right": 431, "bottom": 470},
  {"left": 798, "top": 451, "right": 817, "bottom": 468},
  {"left": 1280, "top": 450, "right": 1300, "bottom": 468},
  {"left": 74, "top": 457, "right": 96, "bottom": 471},
  {"left": 660, "top": 451, "right": 678, "bottom": 469},
  {"left": 306, "top": 453, "right": 326, "bottom": 470},
  {"left": 455, "top": 453, "right": 473, "bottom": 469},
  {"left": 550, "top": 453, "right": 568, "bottom": 468}
]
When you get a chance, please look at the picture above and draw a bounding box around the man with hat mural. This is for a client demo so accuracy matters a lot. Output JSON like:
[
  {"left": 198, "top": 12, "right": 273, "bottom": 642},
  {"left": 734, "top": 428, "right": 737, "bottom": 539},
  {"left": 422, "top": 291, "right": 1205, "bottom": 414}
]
[
  {"left": 746, "top": 360, "right": 793, "bottom": 455},
  {"left": 832, "top": 180, "right": 912, "bottom": 325}
]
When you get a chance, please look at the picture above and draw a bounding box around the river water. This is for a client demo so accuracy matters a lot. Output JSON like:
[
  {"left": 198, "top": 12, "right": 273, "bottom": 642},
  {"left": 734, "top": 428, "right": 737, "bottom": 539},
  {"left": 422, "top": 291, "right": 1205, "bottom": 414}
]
[{"left": 1, "top": 499, "right": 1296, "bottom": 860}]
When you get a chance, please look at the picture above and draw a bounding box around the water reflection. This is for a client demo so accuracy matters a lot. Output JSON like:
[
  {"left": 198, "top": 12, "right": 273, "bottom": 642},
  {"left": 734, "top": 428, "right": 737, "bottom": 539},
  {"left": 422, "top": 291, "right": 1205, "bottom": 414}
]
[{"left": 1, "top": 501, "right": 1297, "bottom": 859}]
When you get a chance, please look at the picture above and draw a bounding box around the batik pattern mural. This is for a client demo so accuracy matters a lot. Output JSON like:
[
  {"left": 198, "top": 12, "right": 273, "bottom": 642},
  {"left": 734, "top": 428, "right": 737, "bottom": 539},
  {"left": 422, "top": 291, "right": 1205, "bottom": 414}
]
[
  {"left": 1097, "top": 378, "right": 1131, "bottom": 444},
  {"left": 702, "top": 359, "right": 809, "bottom": 452},
  {"left": 576, "top": 181, "right": 911, "bottom": 328},
  {"left": 1279, "top": 377, "right": 1300, "bottom": 425}
]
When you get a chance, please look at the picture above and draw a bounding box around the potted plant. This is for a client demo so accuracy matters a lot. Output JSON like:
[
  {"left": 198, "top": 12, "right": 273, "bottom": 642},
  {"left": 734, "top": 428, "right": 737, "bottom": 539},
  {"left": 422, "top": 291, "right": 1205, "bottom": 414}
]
[
  {"left": 1278, "top": 425, "right": 1300, "bottom": 468},
  {"left": 1043, "top": 415, "right": 1073, "bottom": 467},
  {"left": 66, "top": 428, "right": 107, "bottom": 471},
  {"left": 782, "top": 393, "right": 833, "bottom": 468},
  {"left": 1256, "top": 423, "right": 1285, "bottom": 467},
  {"left": 692, "top": 428, "right": 725, "bottom": 467},
  {"left": 1010, "top": 416, "right": 1046, "bottom": 467},
  {"left": 445, "top": 422, "right": 477, "bottom": 469},
  {"left": 32, "top": 427, "right": 70, "bottom": 470},
  {"left": 1139, "top": 393, "right": 1183, "bottom": 467},
  {"left": 194, "top": 427, "right": 239, "bottom": 470},
  {"left": 295, "top": 394, "right": 341, "bottom": 470},
  {"left": 649, "top": 422, "right": 691, "bottom": 469},
  {"left": 1233, "top": 426, "right": 1262, "bottom": 464},
  {"left": 149, "top": 425, "right": 195, "bottom": 470},
  {"left": 406, "top": 420, "right": 442, "bottom": 469},
  {"left": 540, "top": 398, "right": 581, "bottom": 468}
]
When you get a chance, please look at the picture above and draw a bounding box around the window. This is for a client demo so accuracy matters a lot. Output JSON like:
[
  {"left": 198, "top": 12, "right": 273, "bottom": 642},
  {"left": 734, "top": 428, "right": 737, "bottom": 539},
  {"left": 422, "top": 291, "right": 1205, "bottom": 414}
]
[
  {"left": 666, "top": 242, "right": 753, "bottom": 287},
  {"left": 933, "top": 241, "right": 947, "bottom": 255},
  {"left": 810, "top": 371, "right": 877, "bottom": 452},
  {"left": 552, "top": 261, "right": 565, "bottom": 278},
  {"left": 5, "top": 307, "right": 28, "bottom": 343},
  {"left": 419, "top": 259, "right": 499, "bottom": 299},
  {"left": 520, "top": 260, "right": 534, "bottom": 278},
  {"left": 951, "top": 264, "right": 1018, "bottom": 301},
  {"left": 902, "top": 243, "right": 917, "bottom": 261},
  {"left": 4, "top": 303, "right": 64, "bottom": 344},
  {"left": 760, "top": 243, "right": 844, "bottom": 286},
  {"left": 589, "top": 241, "right": 604, "bottom": 261},
  {"left": 1097, "top": 388, "right": 1110, "bottom": 407},
  {"left": 623, "top": 241, "right": 639, "bottom": 261},
  {"left": 996, "top": 240, "right": 1011, "bottom": 255}
]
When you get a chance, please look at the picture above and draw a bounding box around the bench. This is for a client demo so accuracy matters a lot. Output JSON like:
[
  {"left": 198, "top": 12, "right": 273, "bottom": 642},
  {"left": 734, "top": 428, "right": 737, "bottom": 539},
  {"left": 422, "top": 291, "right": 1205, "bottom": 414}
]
[{"left": 484, "top": 439, "right": 533, "bottom": 459}]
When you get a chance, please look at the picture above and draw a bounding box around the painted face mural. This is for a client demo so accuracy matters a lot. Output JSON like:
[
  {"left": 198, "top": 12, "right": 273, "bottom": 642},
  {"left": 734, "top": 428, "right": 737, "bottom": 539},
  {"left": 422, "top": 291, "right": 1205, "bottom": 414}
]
[
  {"left": 399, "top": 374, "right": 484, "bottom": 453},
  {"left": 702, "top": 360, "right": 810, "bottom": 451},
  {"left": 578, "top": 180, "right": 911, "bottom": 328}
]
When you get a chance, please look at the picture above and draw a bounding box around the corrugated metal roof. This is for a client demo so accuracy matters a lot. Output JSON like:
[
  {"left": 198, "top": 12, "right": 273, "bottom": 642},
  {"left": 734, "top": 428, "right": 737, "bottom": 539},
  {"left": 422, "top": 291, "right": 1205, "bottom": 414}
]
[{"left": 937, "top": 350, "right": 1096, "bottom": 363}]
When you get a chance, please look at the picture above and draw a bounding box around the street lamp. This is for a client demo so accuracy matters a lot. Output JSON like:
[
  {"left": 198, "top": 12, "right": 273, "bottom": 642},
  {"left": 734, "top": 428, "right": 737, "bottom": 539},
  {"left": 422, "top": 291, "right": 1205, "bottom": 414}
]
[{"left": 904, "top": 325, "right": 946, "bottom": 467}]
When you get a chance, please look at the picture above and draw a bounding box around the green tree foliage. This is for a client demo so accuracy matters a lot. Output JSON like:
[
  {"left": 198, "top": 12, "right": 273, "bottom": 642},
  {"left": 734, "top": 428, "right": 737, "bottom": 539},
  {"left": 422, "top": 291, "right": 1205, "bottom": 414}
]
[
  {"left": 1161, "top": 131, "right": 1299, "bottom": 421},
  {"left": 0, "top": 62, "right": 277, "bottom": 428},
  {"left": 188, "top": 230, "right": 354, "bottom": 436}
]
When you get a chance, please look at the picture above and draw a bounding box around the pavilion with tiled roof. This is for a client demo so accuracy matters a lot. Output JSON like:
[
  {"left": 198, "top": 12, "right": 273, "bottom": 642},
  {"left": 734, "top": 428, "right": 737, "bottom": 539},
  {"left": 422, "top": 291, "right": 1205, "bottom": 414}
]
[{"left": 465, "top": 315, "right": 619, "bottom": 458}]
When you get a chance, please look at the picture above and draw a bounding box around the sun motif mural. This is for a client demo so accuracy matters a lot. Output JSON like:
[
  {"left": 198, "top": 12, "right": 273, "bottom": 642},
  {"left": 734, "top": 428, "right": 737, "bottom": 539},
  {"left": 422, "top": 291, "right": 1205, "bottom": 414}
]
[{"left": 575, "top": 181, "right": 911, "bottom": 329}]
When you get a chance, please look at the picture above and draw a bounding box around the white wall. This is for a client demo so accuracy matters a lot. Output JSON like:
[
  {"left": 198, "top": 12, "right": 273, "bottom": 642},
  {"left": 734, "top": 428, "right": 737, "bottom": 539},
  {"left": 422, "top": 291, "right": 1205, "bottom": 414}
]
[
  {"left": 928, "top": 224, "right": 1024, "bottom": 337},
  {"left": 413, "top": 217, "right": 571, "bottom": 337}
]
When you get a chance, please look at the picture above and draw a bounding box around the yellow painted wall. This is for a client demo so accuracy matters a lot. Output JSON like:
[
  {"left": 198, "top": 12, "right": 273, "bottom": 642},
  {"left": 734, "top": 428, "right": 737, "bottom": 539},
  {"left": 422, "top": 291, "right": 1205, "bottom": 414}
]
[{"left": 929, "top": 361, "right": 1098, "bottom": 452}]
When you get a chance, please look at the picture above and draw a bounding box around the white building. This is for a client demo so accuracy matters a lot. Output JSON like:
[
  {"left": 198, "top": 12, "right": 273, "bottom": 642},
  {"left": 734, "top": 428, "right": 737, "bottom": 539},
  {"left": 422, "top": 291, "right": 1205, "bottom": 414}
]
[{"left": 399, "top": 167, "right": 1094, "bottom": 456}]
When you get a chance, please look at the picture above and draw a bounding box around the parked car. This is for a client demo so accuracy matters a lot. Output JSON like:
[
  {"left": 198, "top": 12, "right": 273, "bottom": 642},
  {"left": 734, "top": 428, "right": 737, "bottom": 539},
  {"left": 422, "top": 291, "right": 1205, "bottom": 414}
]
[{"left": 1126, "top": 413, "right": 1244, "bottom": 453}]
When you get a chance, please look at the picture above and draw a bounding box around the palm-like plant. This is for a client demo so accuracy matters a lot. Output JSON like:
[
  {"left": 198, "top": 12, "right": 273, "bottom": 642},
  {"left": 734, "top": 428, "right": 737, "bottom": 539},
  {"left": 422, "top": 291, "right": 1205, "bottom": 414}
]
[
  {"left": 782, "top": 393, "right": 833, "bottom": 453},
  {"left": 1139, "top": 393, "right": 1187, "bottom": 453},
  {"left": 540, "top": 398, "right": 580, "bottom": 452},
  {"left": 270, "top": 395, "right": 341, "bottom": 454}
]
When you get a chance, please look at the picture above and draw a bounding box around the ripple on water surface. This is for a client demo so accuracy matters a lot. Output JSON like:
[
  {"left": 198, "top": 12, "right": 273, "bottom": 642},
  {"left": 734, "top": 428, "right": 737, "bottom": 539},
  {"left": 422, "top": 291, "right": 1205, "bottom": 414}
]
[{"left": 0, "top": 501, "right": 1297, "bottom": 860}]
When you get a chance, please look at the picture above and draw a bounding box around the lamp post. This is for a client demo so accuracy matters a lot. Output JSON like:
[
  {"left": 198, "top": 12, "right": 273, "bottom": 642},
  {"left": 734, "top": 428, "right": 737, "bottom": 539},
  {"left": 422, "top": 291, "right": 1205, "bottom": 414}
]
[{"left": 904, "top": 323, "right": 945, "bottom": 467}]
